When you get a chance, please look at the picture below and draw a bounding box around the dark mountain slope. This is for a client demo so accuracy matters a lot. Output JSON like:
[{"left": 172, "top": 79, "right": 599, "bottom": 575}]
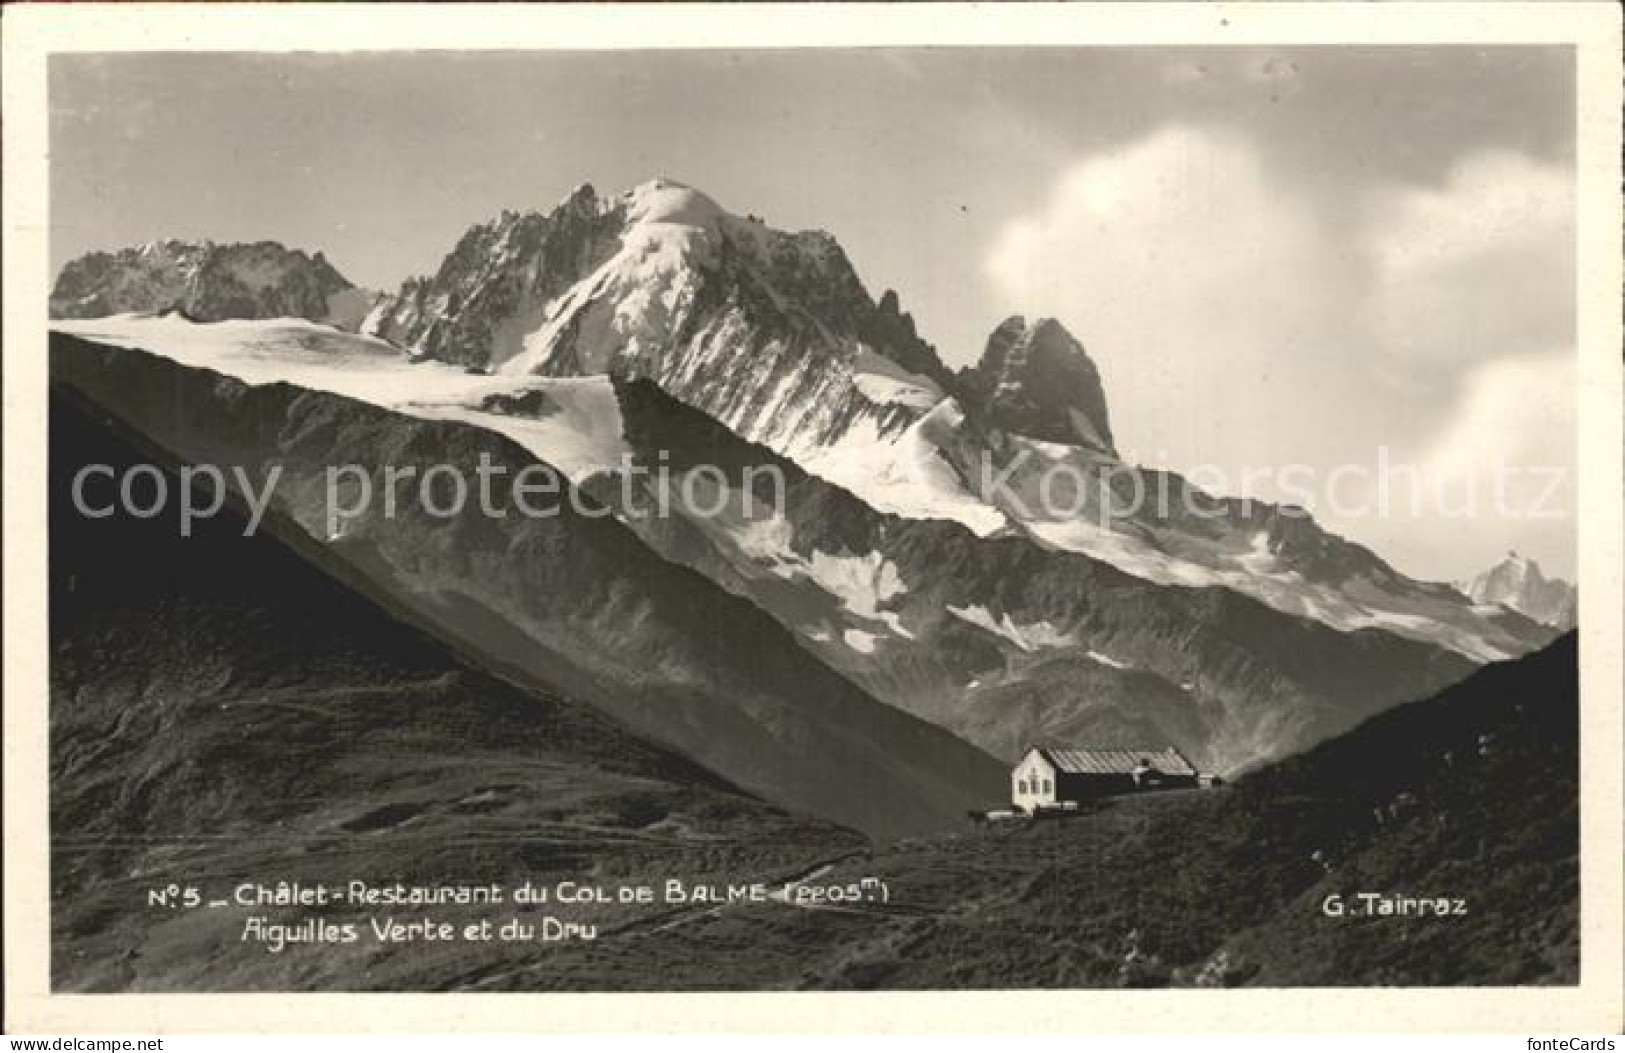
[
  {"left": 881, "top": 632, "right": 1578, "bottom": 987},
  {"left": 1208, "top": 631, "right": 1579, "bottom": 985},
  {"left": 51, "top": 333, "right": 1006, "bottom": 842},
  {"left": 50, "top": 390, "right": 861, "bottom": 991}
]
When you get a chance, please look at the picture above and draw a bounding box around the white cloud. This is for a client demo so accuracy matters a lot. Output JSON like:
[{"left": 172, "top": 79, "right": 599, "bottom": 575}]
[
  {"left": 984, "top": 125, "right": 1343, "bottom": 472},
  {"left": 1348, "top": 352, "right": 1577, "bottom": 580},
  {"left": 1363, "top": 150, "right": 1574, "bottom": 376},
  {"left": 984, "top": 127, "right": 1576, "bottom": 580},
  {"left": 1412, "top": 352, "right": 1576, "bottom": 573},
  {"left": 1421, "top": 351, "right": 1576, "bottom": 488}
]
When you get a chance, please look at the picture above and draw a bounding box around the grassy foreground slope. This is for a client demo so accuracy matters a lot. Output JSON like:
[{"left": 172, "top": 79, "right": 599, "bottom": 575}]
[
  {"left": 883, "top": 629, "right": 1577, "bottom": 987},
  {"left": 569, "top": 631, "right": 1577, "bottom": 989}
]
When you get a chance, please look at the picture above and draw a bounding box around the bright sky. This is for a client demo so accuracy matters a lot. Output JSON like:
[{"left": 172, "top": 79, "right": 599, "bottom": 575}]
[{"left": 49, "top": 49, "right": 1576, "bottom": 580}]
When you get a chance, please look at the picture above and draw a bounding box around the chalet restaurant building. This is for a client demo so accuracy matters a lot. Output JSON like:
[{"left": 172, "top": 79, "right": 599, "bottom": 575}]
[{"left": 1012, "top": 746, "right": 1200, "bottom": 811}]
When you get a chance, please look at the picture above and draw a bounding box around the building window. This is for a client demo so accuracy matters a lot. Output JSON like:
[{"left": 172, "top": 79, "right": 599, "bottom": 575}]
[{"left": 1043, "top": 779, "right": 1052, "bottom": 794}]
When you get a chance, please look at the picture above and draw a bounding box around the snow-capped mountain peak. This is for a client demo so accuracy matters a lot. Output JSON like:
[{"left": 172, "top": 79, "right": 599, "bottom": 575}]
[
  {"left": 362, "top": 177, "right": 954, "bottom": 456},
  {"left": 1460, "top": 552, "right": 1576, "bottom": 629}
]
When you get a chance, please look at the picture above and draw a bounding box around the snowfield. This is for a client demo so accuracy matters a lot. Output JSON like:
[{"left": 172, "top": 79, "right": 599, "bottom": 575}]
[
  {"left": 53, "top": 314, "right": 631, "bottom": 482},
  {"left": 802, "top": 400, "right": 1010, "bottom": 537}
]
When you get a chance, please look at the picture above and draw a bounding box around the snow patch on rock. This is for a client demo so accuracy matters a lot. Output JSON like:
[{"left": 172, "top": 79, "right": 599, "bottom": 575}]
[
  {"left": 804, "top": 400, "right": 1008, "bottom": 536},
  {"left": 843, "top": 629, "right": 882, "bottom": 654},
  {"left": 946, "top": 604, "right": 1075, "bottom": 653}
]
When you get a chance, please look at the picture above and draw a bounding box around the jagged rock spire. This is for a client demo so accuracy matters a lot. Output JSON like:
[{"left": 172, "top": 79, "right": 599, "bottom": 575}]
[{"left": 963, "top": 315, "right": 1115, "bottom": 454}]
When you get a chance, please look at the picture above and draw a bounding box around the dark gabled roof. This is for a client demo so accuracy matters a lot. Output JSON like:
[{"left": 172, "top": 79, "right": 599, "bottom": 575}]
[{"left": 1031, "top": 746, "right": 1197, "bottom": 777}]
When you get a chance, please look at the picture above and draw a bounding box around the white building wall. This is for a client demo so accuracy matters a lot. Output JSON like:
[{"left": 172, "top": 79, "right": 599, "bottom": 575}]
[{"left": 1011, "top": 749, "right": 1057, "bottom": 811}]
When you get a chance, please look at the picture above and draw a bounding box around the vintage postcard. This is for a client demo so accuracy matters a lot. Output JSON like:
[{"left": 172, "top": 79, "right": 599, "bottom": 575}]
[{"left": 3, "top": 2, "right": 1621, "bottom": 1035}]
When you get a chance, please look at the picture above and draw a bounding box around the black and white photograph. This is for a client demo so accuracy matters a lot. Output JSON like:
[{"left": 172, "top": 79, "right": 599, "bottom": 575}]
[{"left": 4, "top": 1, "right": 1622, "bottom": 1037}]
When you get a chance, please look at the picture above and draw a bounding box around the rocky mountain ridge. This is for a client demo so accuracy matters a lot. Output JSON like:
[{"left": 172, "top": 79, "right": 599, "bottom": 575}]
[
  {"left": 51, "top": 239, "right": 376, "bottom": 328},
  {"left": 959, "top": 315, "right": 1115, "bottom": 453},
  {"left": 341, "top": 179, "right": 1543, "bottom": 663},
  {"left": 1459, "top": 551, "right": 1577, "bottom": 630}
]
